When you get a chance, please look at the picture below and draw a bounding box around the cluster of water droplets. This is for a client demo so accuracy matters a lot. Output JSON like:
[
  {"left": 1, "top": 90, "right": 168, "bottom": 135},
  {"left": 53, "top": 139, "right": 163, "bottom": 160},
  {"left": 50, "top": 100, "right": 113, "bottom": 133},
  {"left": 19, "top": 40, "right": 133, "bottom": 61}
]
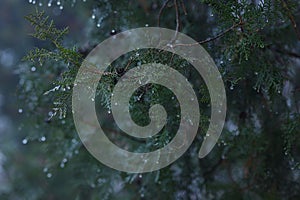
[
  {"left": 28, "top": 0, "right": 87, "bottom": 10},
  {"left": 21, "top": 135, "right": 47, "bottom": 145},
  {"left": 43, "top": 167, "right": 53, "bottom": 178},
  {"left": 60, "top": 157, "right": 68, "bottom": 168},
  {"left": 91, "top": 8, "right": 110, "bottom": 28}
]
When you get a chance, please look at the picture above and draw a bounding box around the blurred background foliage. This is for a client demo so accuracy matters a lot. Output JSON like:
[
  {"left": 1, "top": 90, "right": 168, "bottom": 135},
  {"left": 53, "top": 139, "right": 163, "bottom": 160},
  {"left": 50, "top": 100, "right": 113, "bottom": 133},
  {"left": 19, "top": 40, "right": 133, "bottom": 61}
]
[{"left": 0, "top": 0, "right": 300, "bottom": 199}]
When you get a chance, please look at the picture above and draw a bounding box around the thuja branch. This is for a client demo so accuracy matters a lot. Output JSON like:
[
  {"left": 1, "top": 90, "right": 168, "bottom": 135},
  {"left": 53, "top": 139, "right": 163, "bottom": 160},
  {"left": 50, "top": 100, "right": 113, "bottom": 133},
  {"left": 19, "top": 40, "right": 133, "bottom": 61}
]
[{"left": 24, "top": 10, "right": 83, "bottom": 68}]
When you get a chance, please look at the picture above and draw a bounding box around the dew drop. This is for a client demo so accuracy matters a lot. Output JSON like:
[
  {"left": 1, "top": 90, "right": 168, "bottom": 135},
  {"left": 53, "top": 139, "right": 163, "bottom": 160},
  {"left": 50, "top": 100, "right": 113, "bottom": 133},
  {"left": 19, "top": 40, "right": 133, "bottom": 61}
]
[
  {"left": 31, "top": 66, "right": 36, "bottom": 72},
  {"left": 48, "top": 3, "right": 52, "bottom": 7},
  {"left": 48, "top": 111, "right": 54, "bottom": 117},
  {"left": 57, "top": 1, "right": 61, "bottom": 5},
  {"left": 92, "top": 14, "right": 96, "bottom": 19},
  {"left": 145, "top": 24, "right": 149, "bottom": 27},
  {"left": 46, "top": 173, "right": 52, "bottom": 178},
  {"left": 230, "top": 85, "right": 234, "bottom": 90},
  {"left": 59, "top": 6, "right": 63, "bottom": 10},
  {"left": 60, "top": 163, "right": 65, "bottom": 168},
  {"left": 108, "top": 110, "right": 111, "bottom": 114},
  {"left": 40, "top": 136, "right": 46, "bottom": 142},
  {"left": 22, "top": 138, "right": 28, "bottom": 145},
  {"left": 43, "top": 167, "right": 48, "bottom": 172},
  {"left": 39, "top": 2, "right": 43, "bottom": 6},
  {"left": 18, "top": 108, "right": 23, "bottom": 113},
  {"left": 167, "top": 43, "right": 173, "bottom": 48},
  {"left": 97, "top": 23, "right": 101, "bottom": 28},
  {"left": 138, "top": 174, "right": 143, "bottom": 178}
]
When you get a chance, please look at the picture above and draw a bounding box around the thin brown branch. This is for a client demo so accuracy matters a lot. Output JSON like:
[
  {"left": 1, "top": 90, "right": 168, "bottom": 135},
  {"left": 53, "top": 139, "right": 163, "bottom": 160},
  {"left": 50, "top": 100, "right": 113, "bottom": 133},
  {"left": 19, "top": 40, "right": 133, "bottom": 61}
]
[
  {"left": 157, "top": 0, "right": 172, "bottom": 27},
  {"left": 171, "top": 0, "right": 181, "bottom": 42},
  {"left": 174, "top": 0, "right": 180, "bottom": 33},
  {"left": 274, "top": 48, "right": 300, "bottom": 59},
  {"left": 281, "top": 0, "right": 300, "bottom": 41},
  {"left": 171, "top": 22, "right": 242, "bottom": 47},
  {"left": 82, "top": 67, "right": 115, "bottom": 76},
  {"left": 180, "top": 0, "right": 187, "bottom": 15},
  {"left": 124, "top": 58, "right": 133, "bottom": 71}
]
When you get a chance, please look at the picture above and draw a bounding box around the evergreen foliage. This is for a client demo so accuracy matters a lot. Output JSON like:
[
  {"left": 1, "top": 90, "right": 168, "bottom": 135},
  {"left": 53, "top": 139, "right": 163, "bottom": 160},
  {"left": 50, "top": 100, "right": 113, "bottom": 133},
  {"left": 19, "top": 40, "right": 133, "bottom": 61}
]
[{"left": 8, "top": 0, "right": 300, "bottom": 199}]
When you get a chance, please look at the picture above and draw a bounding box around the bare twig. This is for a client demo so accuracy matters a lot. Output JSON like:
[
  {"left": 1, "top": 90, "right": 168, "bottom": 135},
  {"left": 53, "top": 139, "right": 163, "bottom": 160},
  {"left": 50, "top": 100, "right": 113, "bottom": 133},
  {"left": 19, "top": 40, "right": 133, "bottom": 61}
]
[
  {"left": 171, "top": 22, "right": 242, "bottom": 47},
  {"left": 174, "top": 0, "right": 180, "bottom": 32},
  {"left": 273, "top": 48, "right": 300, "bottom": 59},
  {"left": 281, "top": 0, "right": 300, "bottom": 41},
  {"left": 83, "top": 67, "right": 115, "bottom": 76},
  {"left": 171, "top": 0, "right": 181, "bottom": 42},
  {"left": 124, "top": 58, "right": 133, "bottom": 71},
  {"left": 180, "top": 0, "right": 187, "bottom": 15},
  {"left": 157, "top": 0, "right": 172, "bottom": 27}
]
